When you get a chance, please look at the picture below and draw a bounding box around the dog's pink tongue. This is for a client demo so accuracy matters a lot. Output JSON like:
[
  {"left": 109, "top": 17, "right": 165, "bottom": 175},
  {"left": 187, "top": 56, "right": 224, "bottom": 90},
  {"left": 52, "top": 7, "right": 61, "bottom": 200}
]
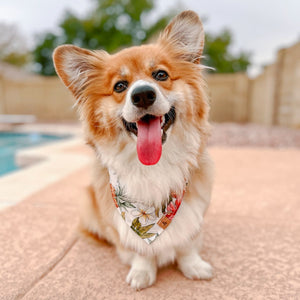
[{"left": 137, "top": 117, "right": 162, "bottom": 165}]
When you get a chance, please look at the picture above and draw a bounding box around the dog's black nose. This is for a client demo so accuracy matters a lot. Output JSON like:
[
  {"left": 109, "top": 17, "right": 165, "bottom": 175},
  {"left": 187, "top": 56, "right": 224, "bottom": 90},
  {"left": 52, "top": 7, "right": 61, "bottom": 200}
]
[{"left": 131, "top": 85, "right": 156, "bottom": 109}]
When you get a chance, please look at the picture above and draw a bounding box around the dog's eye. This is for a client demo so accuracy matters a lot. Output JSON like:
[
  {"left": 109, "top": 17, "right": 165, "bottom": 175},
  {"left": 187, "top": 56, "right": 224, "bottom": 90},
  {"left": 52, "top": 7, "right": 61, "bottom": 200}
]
[
  {"left": 152, "top": 70, "right": 169, "bottom": 81},
  {"left": 114, "top": 81, "right": 128, "bottom": 93}
]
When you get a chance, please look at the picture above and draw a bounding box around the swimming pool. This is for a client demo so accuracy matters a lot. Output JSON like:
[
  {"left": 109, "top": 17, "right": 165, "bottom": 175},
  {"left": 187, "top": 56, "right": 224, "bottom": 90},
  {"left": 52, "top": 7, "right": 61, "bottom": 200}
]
[{"left": 0, "top": 132, "right": 70, "bottom": 176}]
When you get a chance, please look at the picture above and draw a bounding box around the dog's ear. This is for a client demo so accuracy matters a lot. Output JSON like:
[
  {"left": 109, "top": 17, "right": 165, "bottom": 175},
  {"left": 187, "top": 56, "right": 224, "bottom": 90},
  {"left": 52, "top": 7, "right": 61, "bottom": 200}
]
[
  {"left": 159, "top": 10, "right": 204, "bottom": 64},
  {"left": 53, "top": 45, "right": 107, "bottom": 103}
]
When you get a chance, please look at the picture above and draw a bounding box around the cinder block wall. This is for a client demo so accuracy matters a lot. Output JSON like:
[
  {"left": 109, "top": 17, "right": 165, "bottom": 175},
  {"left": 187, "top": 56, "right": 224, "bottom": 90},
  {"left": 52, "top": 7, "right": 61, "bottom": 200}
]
[
  {"left": 249, "top": 64, "right": 276, "bottom": 125},
  {"left": 275, "top": 43, "right": 300, "bottom": 127},
  {"left": 207, "top": 72, "right": 249, "bottom": 123},
  {"left": 0, "top": 75, "right": 77, "bottom": 121},
  {"left": 207, "top": 41, "right": 300, "bottom": 127}
]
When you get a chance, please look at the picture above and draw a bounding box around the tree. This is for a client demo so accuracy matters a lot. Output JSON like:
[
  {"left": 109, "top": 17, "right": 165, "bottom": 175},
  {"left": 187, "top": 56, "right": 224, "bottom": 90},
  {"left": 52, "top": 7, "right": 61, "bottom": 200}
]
[
  {"left": 33, "top": 0, "right": 251, "bottom": 75},
  {"left": 204, "top": 29, "right": 251, "bottom": 73},
  {"left": 33, "top": 0, "right": 173, "bottom": 76},
  {"left": 0, "top": 23, "right": 30, "bottom": 67}
]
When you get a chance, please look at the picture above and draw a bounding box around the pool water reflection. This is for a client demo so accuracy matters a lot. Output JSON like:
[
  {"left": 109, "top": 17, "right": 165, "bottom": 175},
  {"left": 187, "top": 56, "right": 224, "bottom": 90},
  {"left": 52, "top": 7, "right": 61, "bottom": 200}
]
[{"left": 0, "top": 132, "right": 70, "bottom": 176}]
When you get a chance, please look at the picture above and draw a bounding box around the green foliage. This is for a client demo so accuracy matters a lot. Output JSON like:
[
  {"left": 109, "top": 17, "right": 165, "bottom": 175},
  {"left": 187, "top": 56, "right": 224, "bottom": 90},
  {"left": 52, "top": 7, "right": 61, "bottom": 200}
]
[
  {"left": 1, "top": 52, "right": 30, "bottom": 67},
  {"left": 33, "top": 0, "right": 172, "bottom": 76},
  {"left": 33, "top": 0, "right": 251, "bottom": 75},
  {"left": 204, "top": 29, "right": 251, "bottom": 73}
]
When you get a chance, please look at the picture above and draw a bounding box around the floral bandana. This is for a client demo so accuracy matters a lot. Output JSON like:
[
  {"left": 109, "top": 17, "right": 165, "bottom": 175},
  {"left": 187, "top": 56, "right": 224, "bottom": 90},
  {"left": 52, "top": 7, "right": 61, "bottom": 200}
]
[{"left": 109, "top": 169, "right": 187, "bottom": 244}]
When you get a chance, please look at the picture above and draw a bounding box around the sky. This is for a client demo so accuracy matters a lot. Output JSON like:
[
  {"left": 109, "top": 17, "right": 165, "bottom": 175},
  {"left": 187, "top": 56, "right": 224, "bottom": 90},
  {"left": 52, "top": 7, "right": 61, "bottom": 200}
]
[{"left": 0, "top": 0, "right": 299, "bottom": 76}]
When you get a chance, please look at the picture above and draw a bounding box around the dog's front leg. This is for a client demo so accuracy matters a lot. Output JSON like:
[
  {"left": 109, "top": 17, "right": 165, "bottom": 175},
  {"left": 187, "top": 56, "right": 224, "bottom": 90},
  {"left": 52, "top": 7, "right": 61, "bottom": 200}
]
[
  {"left": 126, "top": 253, "right": 157, "bottom": 290},
  {"left": 177, "top": 245, "right": 213, "bottom": 280},
  {"left": 175, "top": 151, "right": 214, "bottom": 280}
]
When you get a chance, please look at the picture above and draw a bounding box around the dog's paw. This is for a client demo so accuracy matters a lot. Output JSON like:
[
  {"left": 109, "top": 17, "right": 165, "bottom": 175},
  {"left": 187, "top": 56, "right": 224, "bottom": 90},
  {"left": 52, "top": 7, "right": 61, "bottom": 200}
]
[
  {"left": 178, "top": 255, "right": 213, "bottom": 280},
  {"left": 126, "top": 268, "right": 156, "bottom": 290}
]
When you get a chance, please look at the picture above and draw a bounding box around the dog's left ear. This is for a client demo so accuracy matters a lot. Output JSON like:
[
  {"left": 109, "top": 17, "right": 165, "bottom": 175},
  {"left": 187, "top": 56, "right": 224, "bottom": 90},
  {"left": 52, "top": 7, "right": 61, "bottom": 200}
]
[
  {"left": 159, "top": 10, "right": 204, "bottom": 64},
  {"left": 53, "top": 45, "right": 108, "bottom": 104}
]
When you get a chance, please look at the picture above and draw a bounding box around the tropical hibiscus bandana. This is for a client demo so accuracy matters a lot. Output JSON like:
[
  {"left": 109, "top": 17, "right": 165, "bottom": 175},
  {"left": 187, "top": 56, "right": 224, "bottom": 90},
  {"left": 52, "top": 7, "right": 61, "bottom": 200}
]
[{"left": 109, "top": 169, "right": 187, "bottom": 244}]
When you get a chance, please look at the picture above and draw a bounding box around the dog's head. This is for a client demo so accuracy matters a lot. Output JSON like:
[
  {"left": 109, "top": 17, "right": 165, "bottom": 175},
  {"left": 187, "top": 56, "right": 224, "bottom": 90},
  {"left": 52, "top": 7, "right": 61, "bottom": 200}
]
[{"left": 53, "top": 10, "right": 209, "bottom": 166}]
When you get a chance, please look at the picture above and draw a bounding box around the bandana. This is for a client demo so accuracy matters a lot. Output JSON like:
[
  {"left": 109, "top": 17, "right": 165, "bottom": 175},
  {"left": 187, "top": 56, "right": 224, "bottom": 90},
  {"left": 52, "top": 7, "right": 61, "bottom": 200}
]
[{"left": 109, "top": 169, "right": 187, "bottom": 244}]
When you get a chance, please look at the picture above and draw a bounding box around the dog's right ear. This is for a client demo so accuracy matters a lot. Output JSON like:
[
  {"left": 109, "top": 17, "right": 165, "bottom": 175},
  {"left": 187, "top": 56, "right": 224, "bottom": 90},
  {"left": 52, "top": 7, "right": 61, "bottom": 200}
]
[{"left": 53, "top": 45, "right": 107, "bottom": 103}]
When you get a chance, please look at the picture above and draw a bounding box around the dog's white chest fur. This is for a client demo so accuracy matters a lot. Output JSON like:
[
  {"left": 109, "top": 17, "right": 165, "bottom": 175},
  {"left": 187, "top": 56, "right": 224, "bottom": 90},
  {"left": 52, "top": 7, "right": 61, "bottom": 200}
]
[{"left": 94, "top": 130, "right": 210, "bottom": 261}]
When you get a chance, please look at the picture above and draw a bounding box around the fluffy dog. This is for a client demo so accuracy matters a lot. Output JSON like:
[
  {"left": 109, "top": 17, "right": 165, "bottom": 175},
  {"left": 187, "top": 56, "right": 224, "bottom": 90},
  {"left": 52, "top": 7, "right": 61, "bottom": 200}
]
[{"left": 53, "top": 10, "right": 213, "bottom": 290}]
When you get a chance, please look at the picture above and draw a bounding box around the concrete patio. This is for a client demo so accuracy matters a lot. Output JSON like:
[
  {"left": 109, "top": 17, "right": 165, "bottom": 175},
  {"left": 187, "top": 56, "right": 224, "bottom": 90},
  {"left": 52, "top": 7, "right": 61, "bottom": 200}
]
[{"left": 0, "top": 141, "right": 299, "bottom": 299}]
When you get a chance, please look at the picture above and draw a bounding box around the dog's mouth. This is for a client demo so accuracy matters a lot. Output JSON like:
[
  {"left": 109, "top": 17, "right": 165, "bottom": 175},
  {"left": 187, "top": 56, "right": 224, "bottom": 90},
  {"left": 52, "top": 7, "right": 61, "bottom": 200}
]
[
  {"left": 122, "top": 106, "right": 176, "bottom": 165},
  {"left": 122, "top": 106, "right": 176, "bottom": 142}
]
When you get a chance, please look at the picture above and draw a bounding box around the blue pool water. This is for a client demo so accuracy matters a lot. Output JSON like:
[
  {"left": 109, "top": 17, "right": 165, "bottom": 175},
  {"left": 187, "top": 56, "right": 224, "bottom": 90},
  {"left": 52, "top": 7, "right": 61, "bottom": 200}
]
[{"left": 0, "top": 132, "right": 70, "bottom": 176}]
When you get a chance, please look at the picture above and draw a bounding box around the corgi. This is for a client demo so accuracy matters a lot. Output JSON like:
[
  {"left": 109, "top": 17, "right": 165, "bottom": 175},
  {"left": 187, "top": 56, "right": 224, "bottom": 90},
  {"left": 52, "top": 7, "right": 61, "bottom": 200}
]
[{"left": 53, "top": 10, "right": 213, "bottom": 290}]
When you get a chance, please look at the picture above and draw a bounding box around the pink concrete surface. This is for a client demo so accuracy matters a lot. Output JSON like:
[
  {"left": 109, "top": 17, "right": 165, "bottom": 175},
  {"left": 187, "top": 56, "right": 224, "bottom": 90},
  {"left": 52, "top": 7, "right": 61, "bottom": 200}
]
[{"left": 0, "top": 147, "right": 299, "bottom": 299}]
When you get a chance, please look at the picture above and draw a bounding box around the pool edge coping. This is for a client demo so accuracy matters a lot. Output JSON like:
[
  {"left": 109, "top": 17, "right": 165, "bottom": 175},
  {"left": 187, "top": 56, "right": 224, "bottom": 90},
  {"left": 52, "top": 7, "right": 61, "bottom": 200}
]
[{"left": 0, "top": 125, "right": 91, "bottom": 211}]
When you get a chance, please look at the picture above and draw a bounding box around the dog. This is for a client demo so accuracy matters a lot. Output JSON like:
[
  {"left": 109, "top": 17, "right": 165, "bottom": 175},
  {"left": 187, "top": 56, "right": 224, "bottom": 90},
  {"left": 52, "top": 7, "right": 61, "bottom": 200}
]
[{"left": 53, "top": 10, "right": 213, "bottom": 290}]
